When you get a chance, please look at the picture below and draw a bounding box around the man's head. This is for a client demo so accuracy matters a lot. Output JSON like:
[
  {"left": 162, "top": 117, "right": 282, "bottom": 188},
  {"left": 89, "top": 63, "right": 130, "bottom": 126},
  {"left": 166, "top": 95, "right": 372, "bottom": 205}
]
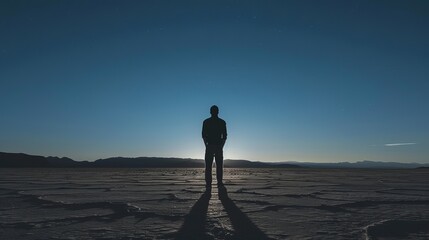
[{"left": 210, "top": 105, "right": 219, "bottom": 116}]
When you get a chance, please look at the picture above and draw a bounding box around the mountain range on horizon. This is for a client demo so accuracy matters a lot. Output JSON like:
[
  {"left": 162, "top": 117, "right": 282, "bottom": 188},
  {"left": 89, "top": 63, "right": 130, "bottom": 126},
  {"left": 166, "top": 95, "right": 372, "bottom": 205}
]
[
  {"left": 0, "top": 152, "right": 300, "bottom": 168},
  {"left": 0, "top": 152, "right": 428, "bottom": 169}
]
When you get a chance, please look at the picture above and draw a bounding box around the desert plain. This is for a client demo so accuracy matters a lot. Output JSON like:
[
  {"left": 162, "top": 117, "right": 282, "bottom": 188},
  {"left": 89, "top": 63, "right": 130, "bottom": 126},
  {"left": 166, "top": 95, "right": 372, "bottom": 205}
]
[{"left": 1, "top": 168, "right": 428, "bottom": 239}]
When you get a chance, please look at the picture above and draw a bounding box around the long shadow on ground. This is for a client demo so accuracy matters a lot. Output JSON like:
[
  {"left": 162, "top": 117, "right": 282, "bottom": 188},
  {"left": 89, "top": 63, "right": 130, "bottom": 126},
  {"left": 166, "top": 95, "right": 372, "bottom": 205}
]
[
  {"left": 218, "top": 186, "right": 272, "bottom": 240},
  {"left": 175, "top": 190, "right": 211, "bottom": 239},
  {"left": 175, "top": 186, "right": 272, "bottom": 240}
]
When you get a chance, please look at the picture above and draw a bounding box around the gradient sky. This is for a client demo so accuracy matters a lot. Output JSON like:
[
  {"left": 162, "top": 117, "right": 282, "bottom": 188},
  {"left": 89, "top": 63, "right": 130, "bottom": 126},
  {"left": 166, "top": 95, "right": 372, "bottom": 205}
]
[{"left": 1, "top": 1, "right": 428, "bottom": 163}]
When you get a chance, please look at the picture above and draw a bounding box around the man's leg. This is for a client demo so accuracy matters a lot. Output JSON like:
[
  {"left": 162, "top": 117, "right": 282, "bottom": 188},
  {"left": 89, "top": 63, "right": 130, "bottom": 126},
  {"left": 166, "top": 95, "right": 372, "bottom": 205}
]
[
  {"left": 214, "top": 145, "right": 224, "bottom": 186},
  {"left": 205, "top": 146, "right": 214, "bottom": 187}
]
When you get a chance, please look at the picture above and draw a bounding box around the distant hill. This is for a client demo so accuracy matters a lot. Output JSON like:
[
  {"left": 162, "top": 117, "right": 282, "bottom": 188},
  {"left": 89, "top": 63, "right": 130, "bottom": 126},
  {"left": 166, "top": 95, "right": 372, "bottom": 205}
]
[
  {"left": 0, "top": 152, "right": 51, "bottom": 167},
  {"left": 0, "top": 152, "right": 300, "bottom": 168},
  {"left": 283, "top": 160, "right": 429, "bottom": 169},
  {"left": 0, "top": 152, "right": 89, "bottom": 168},
  {"left": 1, "top": 152, "right": 427, "bottom": 169}
]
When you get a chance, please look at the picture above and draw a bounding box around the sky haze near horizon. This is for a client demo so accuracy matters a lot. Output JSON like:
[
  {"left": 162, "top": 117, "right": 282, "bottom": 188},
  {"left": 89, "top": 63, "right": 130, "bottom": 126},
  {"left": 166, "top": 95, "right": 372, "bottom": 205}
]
[{"left": 1, "top": 1, "right": 428, "bottom": 163}]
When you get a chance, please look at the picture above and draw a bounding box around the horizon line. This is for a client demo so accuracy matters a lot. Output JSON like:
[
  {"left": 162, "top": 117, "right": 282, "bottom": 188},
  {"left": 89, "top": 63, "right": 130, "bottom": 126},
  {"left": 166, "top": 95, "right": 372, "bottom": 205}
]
[{"left": 1, "top": 151, "right": 428, "bottom": 165}]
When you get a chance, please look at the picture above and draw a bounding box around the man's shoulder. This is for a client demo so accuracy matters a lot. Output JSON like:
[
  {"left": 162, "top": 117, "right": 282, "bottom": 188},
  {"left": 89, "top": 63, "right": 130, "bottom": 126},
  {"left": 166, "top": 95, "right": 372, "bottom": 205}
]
[
  {"left": 218, "top": 118, "right": 226, "bottom": 125},
  {"left": 203, "top": 117, "right": 226, "bottom": 124},
  {"left": 203, "top": 117, "right": 212, "bottom": 125}
]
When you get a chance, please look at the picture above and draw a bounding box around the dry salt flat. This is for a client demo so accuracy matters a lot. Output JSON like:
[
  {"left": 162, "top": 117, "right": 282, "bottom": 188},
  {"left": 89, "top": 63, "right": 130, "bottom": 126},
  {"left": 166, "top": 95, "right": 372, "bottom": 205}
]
[{"left": 0, "top": 168, "right": 428, "bottom": 240}]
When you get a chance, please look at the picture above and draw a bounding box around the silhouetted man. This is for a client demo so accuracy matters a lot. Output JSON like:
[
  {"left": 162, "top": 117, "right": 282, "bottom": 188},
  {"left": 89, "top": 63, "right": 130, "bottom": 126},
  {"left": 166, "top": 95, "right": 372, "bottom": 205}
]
[{"left": 202, "top": 105, "right": 227, "bottom": 189}]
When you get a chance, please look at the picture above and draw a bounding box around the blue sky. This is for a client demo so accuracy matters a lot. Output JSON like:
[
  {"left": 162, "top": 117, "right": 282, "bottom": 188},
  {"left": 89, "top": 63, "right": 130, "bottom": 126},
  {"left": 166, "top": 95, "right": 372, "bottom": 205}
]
[{"left": 1, "top": 1, "right": 428, "bottom": 162}]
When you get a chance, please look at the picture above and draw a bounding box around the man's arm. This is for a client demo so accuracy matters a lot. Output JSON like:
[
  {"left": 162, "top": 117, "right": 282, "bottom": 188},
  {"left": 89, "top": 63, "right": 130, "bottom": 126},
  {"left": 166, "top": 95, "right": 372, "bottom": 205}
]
[
  {"left": 222, "top": 121, "right": 227, "bottom": 147},
  {"left": 202, "top": 121, "right": 208, "bottom": 146}
]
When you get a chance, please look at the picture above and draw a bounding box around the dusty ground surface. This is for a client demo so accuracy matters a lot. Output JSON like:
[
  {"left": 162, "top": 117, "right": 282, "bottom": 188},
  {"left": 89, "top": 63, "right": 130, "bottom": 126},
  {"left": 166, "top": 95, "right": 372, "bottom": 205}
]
[{"left": 0, "top": 168, "right": 428, "bottom": 239}]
